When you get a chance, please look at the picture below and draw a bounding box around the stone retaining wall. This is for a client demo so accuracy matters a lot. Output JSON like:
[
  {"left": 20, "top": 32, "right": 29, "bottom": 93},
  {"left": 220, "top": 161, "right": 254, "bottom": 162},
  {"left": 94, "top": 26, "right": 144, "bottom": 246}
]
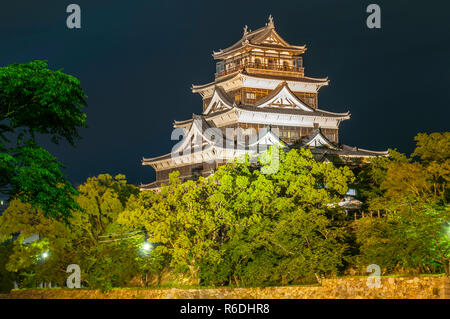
[{"left": 5, "top": 276, "right": 449, "bottom": 299}]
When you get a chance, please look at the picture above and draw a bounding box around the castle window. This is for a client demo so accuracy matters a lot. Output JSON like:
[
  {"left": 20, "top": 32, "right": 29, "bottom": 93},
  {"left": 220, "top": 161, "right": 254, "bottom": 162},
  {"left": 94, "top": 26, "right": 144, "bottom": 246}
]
[
  {"left": 216, "top": 62, "right": 224, "bottom": 73},
  {"left": 191, "top": 166, "right": 203, "bottom": 180},
  {"left": 246, "top": 92, "right": 256, "bottom": 100},
  {"left": 294, "top": 57, "right": 303, "bottom": 68}
]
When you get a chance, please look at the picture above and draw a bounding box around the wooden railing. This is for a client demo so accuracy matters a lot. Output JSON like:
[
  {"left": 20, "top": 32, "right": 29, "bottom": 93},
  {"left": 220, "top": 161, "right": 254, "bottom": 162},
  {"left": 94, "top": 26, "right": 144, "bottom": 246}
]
[
  {"left": 352, "top": 211, "right": 384, "bottom": 220},
  {"left": 215, "top": 62, "right": 304, "bottom": 78}
]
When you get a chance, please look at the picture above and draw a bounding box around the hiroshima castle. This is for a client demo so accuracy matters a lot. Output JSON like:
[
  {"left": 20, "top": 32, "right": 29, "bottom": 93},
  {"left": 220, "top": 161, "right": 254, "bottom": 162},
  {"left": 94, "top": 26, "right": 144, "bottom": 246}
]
[{"left": 141, "top": 16, "right": 388, "bottom": 191}]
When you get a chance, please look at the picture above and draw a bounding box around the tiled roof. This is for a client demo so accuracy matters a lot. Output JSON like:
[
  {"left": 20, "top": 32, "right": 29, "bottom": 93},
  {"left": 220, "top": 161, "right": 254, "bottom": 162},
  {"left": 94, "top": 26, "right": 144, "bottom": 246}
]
[
  {"left": 307, "top": 143, "right": 389, "bottom": 157},
  {"left": 291, "top": 128, "right": 389, "bottom": 157},
  {"left": 301, "top": 128, "right": 336, "bottom": 147},
  {"left": 212, "top": 19, "right": 306, "bottom": 59},
  {"left": 192, "top": 70, "right": 328, "bottom": 92},
  {"left": 244, "top": 72, "right": 328, "bottom": 83},
  {"left": 236, "top": 105, "right": 350, "bottom": 118}
]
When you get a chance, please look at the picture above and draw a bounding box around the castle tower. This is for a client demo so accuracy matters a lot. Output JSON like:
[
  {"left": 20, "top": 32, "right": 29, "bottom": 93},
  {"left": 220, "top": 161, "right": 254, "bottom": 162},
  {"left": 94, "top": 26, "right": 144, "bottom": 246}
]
[{"left": 141, "top": 16, "right": 387, "bottom": 190}]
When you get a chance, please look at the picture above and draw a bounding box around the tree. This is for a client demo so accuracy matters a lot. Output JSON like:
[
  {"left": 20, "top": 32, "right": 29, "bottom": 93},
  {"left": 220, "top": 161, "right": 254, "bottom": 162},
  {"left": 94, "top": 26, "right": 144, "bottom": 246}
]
[
  {"left": 119, "top": 148, "right": 355, "bottom": 286},
  {"left": 203, "top": 148, "right": 353, "bottom": 286},
  {"left": 71, "top": 174, "right": 140, "bottom": 290},
  {"left": 0, "top": 174, "right": 142, "bottom": 290},
  {"left": 0, "top": 242, "right": 16, "bottom": 293},
  {"left": 0, "top": 60, "right": 87, "bottom": 219},
  {"left": 412, "top": 132, "right": 450, "bottom": 164},
  {"left": 119, "top": 173, "right": 219, "bottom": 284},
  {"left": 0, "top": 199, "right": 71, "bottom": 287},
  {"left": 355, "top": 132, "right": 450, "bottom": 275},
  {"left": 354, "top": 149, "right": 408, "bottom": 210}
]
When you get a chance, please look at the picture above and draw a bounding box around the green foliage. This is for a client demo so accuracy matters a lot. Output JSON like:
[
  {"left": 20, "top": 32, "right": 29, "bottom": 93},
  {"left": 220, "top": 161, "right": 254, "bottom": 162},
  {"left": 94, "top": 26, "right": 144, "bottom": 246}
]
[
  {"left": 0, "top": 174, "right": 144, "bottom": 290},
  {"left": 0, "top": 242, "right": 16, "bottom": 293},
  {"left": 412, "top": 132, "right": 450, "bottom": 164},
  {"left": 355, "top": 132, "right": 450, "bottom": 275},
  {"left": 355, "top": 204, "right": 450, "bottom": 274},
  {"left": 119, "top": 148, "right": 354, "bottom": 286},
  {"left": 0, "top": 60, "right": 87, "bottom": 219},
  {"left": 1, "top": 141, "right": 79, "bottom": 222},
  {"left": 1, "top": 132, "right": 448, "bottom": 289},
  {"left": 354, "top": 149, "right": 407, "bottom": 208},
  {"left": 0, "top": 199, "right": 70, "bottom": 286},
  {"left": 0, "top": 60, "right": 87, "bottom": 144}
]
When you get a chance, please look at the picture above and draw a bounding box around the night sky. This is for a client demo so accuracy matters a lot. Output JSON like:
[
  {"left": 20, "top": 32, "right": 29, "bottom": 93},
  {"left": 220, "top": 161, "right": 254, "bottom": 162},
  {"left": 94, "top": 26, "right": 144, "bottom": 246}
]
[{"left": 1, "top": 0, "right": 449, "bottom": 186}]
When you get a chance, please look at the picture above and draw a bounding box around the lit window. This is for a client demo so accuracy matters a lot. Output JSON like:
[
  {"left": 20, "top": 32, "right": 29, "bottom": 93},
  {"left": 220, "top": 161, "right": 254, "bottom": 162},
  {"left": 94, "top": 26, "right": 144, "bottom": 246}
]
[{"left": 246, "top": 92, "right": 256, "bottom": 100}]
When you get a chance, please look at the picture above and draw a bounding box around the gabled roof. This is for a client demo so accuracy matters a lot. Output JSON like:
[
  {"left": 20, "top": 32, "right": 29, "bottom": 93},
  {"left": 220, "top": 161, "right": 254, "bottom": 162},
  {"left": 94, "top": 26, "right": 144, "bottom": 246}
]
[
  {"left": 292, "top": 128, "right": 389, "bottom": 158},
  {"left": 212, "top": 16, "right": 306, "bottom": 59},
  {"left": 145, "top": 114, "right": 236, "bottom": 166},
  {"left": 248, "top": 127, "right": 285, "bottom": 148},
  {"left": 278, "top": 129, "right": 389, "bottom": 166},
  {"left": 203, "top": 86, "right": 235, "bottom": 115},
  {"left": 302, "top": 128, "right": 336, "bottom": 149},
  {"left": 144, "top": 112, "right": 292, "bottom": 167},
  {"left": 174, "top": 103, "right": 350, "bottom": 126},
  {"left": 174, "top": 100, "right": 350, "bottom": 125},
  {"left": 254, "top": 81, "right": 314, "bottom": 111}
]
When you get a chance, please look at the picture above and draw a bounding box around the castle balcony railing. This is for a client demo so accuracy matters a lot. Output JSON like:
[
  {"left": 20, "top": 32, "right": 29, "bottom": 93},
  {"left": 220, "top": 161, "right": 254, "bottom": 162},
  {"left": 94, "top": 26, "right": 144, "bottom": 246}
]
[{"left": 215, "top": 61, "right": 304, "bottom": 79}]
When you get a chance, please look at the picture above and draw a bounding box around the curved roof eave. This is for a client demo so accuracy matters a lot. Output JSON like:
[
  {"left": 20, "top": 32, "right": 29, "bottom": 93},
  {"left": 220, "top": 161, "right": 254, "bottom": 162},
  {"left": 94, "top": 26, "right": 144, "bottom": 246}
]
[{"left": 192, "top": 72, "right": 329, "bottom": 93}]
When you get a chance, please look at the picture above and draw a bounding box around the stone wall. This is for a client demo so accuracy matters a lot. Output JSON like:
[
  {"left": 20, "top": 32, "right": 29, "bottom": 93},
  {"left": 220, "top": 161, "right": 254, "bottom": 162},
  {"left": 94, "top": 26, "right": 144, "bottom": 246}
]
[{"left": 5, "top": 276, "right": 449, "bottom": 299}]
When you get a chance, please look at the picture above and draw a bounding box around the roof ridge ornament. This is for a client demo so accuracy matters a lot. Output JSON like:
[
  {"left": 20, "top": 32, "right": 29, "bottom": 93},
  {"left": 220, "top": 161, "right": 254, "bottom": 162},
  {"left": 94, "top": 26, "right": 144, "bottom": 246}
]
[
  {"left": 243, "top": 25, "right": 248, "bottom": 37},
  {"left": 242, "top": 25, "right": 249, "bottom": 45},
  {"left": 268, "top": 14, "right": 274, "bottom": 29}
]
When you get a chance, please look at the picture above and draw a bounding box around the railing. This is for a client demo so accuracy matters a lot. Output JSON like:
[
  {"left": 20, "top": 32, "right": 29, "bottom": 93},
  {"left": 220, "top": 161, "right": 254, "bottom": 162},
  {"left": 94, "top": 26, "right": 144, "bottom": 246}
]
[
  {"left": 352, "top": 211, "right": 385, "bottom": 220},
  {"left": 215, "top": 61, "right": 304, "bottom": 78}
]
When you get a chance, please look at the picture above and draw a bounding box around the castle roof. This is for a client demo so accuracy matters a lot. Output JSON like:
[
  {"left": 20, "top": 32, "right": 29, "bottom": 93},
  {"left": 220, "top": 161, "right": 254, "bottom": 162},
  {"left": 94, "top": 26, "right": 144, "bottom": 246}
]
[
  {"left": 297, "top": 129, "right": 389, "bottom": 158},
  {"left": 191, "top": 70, "right": 328, "bottom": 93},
  {"left": 140, "top": 125, "right": 388, "bottom": 190},
  {"left": 193, "top": 82, "right": 350, "bottom": 119},
  {"left": 236, "top": 105, "right": 350, "bottom": 118},
  {"left": 140, "top": 17, "right": 389, "bottom": 191},
  {"left": 212, "top": 15, "right": 306, "bottom": 59}
]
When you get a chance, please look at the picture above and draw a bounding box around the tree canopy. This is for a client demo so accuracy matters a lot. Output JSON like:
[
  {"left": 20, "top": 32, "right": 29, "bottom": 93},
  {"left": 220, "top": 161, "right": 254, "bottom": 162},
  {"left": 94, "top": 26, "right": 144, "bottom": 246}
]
[
  {"left": 1, "top": 132, "right": 448, "bottom": 291},
  {"left": 355, "top": 132, "right": 450, "bottom": 275},
  {"left": 0, "top": 174, "right": 144, "bottom": 290},
  {"left": 0, "top": 60, "right": 87, "bottom": 219},
  {"left": 119, "top": 148, "right": 354, "bottom": 286}
]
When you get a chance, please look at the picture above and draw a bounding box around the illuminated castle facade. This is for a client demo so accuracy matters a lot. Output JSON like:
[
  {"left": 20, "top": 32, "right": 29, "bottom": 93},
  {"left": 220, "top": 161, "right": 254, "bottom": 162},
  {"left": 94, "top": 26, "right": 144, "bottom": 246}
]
[{"left": 141, "top": 16, "right": 387, "bottom": 190}]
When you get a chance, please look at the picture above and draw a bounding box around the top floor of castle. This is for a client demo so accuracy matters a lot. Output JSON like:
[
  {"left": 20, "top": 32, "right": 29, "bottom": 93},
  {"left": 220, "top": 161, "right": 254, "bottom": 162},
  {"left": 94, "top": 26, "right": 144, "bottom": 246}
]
[{"left": 192, "top": 15, "right": 330, "bottom": 110}]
